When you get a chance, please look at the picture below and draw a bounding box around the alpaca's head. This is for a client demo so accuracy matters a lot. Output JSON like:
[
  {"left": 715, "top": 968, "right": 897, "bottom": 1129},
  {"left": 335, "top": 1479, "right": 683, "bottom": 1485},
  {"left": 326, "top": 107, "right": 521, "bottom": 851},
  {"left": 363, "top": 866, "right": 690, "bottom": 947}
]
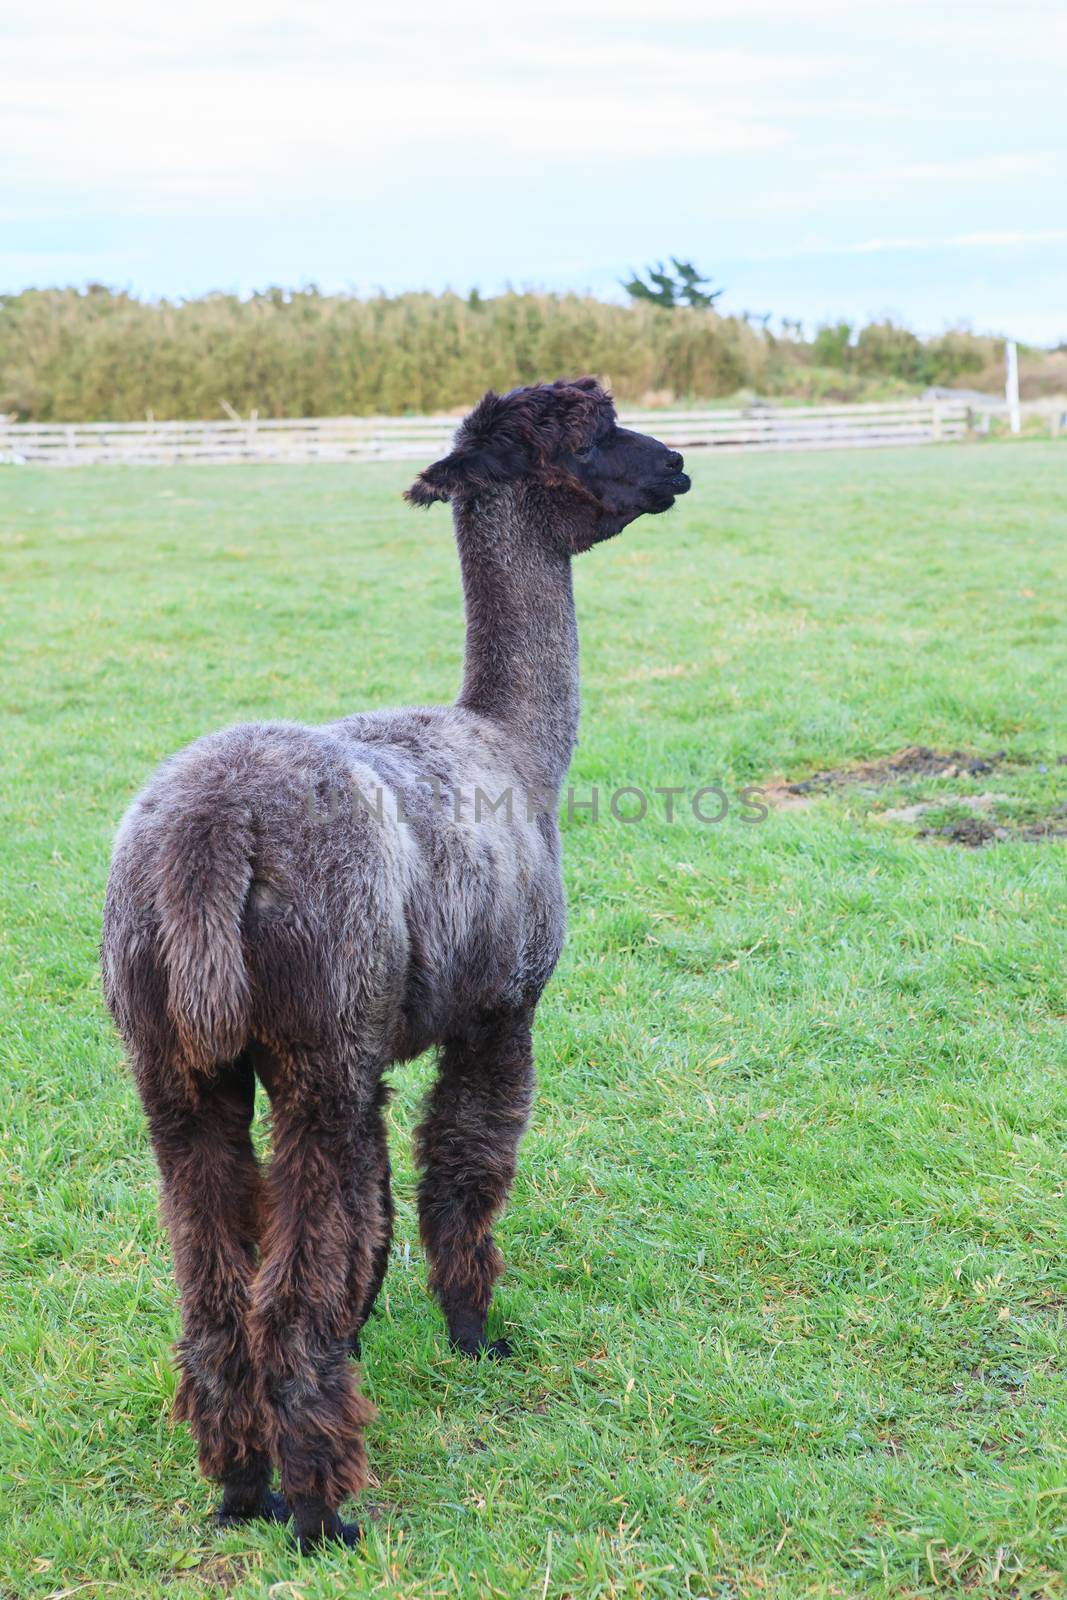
[{"left": 405, "top": 378, "right": 690, "bottom": 550}]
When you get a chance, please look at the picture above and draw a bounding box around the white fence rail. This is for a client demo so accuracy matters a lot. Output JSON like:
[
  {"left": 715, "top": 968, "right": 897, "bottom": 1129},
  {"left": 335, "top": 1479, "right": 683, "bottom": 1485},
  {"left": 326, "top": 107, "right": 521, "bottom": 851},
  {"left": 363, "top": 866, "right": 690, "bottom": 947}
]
[
  {"left": 0, "top": 400, "right": 1011, "bottom": 467},
  {"left": 967, "top": 397, "right": 1067, "bottom": 437}
]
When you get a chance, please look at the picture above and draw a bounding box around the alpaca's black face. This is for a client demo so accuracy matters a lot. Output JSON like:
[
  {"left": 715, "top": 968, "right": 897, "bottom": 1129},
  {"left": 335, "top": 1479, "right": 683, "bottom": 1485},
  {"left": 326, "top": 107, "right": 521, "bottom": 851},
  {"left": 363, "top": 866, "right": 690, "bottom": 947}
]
[
  {"left": 563, "top": 423, "right": 691, "bottom": 546},
  {"left": 404, "top": 380, "right": 690, "bottom": 551}
]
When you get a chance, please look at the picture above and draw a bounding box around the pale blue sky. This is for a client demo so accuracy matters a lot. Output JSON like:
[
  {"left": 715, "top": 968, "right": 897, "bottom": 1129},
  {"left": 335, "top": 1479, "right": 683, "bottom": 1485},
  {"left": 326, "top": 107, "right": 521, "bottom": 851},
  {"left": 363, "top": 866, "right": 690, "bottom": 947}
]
[{"left": 3, "top": 0, "right": 1065, "bottom": 342}]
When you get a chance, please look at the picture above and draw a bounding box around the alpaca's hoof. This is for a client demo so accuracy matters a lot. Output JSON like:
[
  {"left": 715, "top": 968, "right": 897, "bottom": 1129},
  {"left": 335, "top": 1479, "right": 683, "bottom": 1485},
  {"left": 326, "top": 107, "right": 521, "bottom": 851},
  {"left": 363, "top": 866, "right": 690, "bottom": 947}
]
[
  {"left": 294, "top": 1518, "right": 363, "bottom": 1554},
  {"left": 291, "top": 1496, "right": 364, "bottom": 1554},
  {"left": 446, "top": 1304, "right": 515, "bottom": 1359},
  {"left": 214, "top": 1489, "right": 290, "bottom": 1527},
  {"left": 455, "top": 1334, "right": 513, "bottom": 1360}
]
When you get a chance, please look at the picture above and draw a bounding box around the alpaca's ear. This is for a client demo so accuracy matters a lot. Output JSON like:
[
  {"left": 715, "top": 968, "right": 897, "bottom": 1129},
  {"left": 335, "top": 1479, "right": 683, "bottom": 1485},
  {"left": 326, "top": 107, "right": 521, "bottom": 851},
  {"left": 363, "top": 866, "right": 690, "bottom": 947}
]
[
  {"left": 405, "top": 439, "right": 525, "bottom": 507},
  {"left": 404, "top": 455, "right": 464, "bottom": 506}
]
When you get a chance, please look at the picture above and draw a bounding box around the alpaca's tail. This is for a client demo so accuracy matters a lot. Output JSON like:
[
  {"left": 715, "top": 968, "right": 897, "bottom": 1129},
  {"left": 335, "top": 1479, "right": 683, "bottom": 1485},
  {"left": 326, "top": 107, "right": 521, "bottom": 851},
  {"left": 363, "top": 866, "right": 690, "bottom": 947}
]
[{"left": 154, "top": 791, "right": 255, "bottom": 1077}]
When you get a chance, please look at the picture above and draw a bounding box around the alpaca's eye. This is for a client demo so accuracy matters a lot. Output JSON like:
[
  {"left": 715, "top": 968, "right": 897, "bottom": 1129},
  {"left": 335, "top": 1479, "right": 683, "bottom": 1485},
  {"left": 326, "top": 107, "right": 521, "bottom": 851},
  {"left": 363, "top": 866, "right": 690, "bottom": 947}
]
[{"left": 574, "top": 444, "right": 595, "bottom": 462}]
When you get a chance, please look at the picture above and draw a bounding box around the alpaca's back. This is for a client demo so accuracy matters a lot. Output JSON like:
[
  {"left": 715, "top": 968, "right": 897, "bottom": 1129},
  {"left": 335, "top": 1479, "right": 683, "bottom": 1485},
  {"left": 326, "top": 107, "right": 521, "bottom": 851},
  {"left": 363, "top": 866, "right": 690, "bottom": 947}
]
[
  {"left": 103, "top": 721, "right": 403, "bottom": 1088},
  {"left": 102, "top": 707, "right": 565, "bottom": 1086}
]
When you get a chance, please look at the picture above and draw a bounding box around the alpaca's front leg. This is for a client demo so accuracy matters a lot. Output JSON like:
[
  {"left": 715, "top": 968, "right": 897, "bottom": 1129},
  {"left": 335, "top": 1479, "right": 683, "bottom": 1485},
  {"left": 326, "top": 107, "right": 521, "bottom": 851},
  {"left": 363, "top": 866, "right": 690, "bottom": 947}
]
[{"left": 415, "top": 1008, "right": 534, "bottom": 1356}]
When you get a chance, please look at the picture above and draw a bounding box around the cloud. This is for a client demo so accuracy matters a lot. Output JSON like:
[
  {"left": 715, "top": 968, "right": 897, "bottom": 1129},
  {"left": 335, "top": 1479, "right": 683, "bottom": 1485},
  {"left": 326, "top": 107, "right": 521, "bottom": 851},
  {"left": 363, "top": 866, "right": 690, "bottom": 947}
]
[
  {"left": 885, "top": 155, "right": 1053, "bottom": 184},
  {"left": 0, "top": 56, "right": 788, "bottom": 216},
  {"left": 2, "top": 84, "right": 781, "bottom": 194},
  {"left": 846, "top": 228, "right": 1067, "bottom": 255}
]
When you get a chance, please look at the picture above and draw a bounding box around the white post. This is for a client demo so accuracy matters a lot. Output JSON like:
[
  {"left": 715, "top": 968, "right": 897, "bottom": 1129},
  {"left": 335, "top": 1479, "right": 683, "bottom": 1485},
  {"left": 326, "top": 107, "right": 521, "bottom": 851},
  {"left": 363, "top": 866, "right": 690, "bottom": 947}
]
[{"left": 1005, "top": 339, "right": 1021, "bottom": 435}]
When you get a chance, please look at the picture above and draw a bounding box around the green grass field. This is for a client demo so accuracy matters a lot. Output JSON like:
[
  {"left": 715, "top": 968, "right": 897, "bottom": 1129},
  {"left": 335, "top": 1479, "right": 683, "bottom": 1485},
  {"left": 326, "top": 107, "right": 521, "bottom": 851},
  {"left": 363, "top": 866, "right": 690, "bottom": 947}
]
[{"left": 2, "top": 443, "right": 1066, "bottom": 1599}]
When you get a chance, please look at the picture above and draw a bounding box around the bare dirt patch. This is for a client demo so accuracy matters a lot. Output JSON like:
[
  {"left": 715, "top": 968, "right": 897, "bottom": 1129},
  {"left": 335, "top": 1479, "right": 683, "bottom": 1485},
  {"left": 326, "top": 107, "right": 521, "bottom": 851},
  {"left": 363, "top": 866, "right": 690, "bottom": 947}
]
[
  {"left": 920, "top": 805, "right": 1067, "bottom": 848},
  {"left": 781, "top": 746, "right": 1007, "bottom": 797},
  {"left": 763, "top": 747, "right": 1067, "bottom": 847}
]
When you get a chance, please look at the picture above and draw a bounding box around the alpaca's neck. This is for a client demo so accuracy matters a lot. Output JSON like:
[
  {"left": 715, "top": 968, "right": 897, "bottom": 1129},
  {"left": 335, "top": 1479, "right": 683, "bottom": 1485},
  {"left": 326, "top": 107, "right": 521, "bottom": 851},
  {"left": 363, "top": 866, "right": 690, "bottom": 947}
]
[{"left": 454, "top": 492, "right": 579, "bottom": 789}]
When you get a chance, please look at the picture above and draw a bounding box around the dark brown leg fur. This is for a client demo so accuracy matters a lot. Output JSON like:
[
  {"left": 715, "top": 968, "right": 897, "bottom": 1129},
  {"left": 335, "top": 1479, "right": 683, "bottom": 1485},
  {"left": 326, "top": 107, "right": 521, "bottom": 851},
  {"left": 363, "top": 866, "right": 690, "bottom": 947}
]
[
  {"left": 348, "top": 1082, "right": 394, "bottom": 1358},
  {"left": 141, "top": 1055, "right": 284, "bottom": 1525},
  {"left": 250, "top": 1048, "right": 385, "bottom": 1551},
  {"left": 415, "top": 1008, "right": 534, "bottom": 1357}
]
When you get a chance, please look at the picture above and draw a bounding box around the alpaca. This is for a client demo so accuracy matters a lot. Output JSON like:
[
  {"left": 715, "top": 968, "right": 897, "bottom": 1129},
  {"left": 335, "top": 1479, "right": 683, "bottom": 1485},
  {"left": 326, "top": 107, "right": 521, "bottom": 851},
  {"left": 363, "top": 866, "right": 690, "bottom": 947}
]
[{"left": 101, "top": 377, "right": 690, "bottom": 1551}]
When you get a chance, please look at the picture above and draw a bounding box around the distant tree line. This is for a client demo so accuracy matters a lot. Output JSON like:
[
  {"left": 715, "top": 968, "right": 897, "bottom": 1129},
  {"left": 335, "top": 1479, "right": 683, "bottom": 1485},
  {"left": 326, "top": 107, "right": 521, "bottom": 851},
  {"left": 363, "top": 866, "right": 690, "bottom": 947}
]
[{"left": 0, "top": 284, "right": 1013, "bottom": 422}]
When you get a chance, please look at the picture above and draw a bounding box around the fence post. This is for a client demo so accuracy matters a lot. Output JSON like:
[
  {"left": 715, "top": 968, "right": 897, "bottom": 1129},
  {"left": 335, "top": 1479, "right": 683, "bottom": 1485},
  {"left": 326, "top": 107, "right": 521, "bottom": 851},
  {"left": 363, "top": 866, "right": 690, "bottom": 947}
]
[
  {"left": 931, "top": 402, "right": 943, "bottom": 442},
  {"left": 1005, "top": 340, "right": 1021, "bottom": 434}
]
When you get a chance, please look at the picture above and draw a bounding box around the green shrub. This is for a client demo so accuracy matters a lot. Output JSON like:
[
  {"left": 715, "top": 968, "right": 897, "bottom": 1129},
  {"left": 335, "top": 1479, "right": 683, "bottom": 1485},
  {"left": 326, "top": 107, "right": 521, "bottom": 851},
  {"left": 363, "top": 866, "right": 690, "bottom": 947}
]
[
  {"left": 0, "top": 287, "right": 762, "bottom": 421},
  {"left": 0, "top": 286, "right": 1027, "bottom": 421},
  {"left": 812, "top": 321, "right": 853, "bottom": 368}
]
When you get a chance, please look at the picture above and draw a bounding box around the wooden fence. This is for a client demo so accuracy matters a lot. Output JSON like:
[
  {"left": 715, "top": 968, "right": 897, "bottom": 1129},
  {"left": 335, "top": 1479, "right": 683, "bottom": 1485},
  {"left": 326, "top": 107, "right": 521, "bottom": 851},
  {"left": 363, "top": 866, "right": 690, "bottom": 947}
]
[{"left": 0, "top": 399, "right": 1016, "bottom": 467}]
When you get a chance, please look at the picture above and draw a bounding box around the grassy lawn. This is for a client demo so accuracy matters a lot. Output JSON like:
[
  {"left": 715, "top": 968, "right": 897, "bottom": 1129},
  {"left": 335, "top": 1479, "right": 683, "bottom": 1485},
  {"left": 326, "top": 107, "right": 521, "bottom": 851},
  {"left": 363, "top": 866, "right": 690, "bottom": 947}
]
[{"left": 2, "top": 442, "right": 1066, "bottom": 1599}]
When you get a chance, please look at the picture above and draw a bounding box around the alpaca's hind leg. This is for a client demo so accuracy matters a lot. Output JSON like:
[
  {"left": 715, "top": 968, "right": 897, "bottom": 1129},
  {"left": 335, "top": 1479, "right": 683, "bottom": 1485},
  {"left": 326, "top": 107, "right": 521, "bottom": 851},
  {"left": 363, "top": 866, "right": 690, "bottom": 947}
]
[
  {"left": 251, "top": 1052, "right": 386, "bottom": 1552},
  {"left": 348, "top": 1083, "right": 394, "bottom": 1356},
  {"left": 416, "top": 1008, "right": 534, "bottom": 1357},
  {"left": 139, "top": 1054, "right": 284, "bottom": 1526}
]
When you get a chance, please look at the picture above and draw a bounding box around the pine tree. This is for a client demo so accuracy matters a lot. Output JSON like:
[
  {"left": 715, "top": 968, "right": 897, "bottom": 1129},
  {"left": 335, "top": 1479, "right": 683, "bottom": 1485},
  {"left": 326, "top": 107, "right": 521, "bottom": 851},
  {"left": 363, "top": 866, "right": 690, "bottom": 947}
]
[{"left": 621, "top": 258, "right": 723, "bottom": 310}]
